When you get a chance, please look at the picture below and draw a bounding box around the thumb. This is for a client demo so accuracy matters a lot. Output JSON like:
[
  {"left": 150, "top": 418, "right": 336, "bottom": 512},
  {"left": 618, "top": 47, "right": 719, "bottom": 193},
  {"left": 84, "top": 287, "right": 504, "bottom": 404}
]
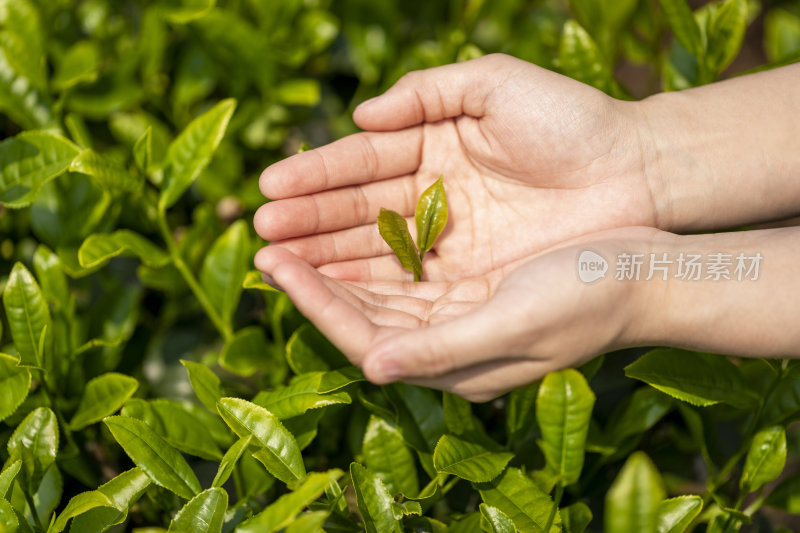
[
  {"left": 361, "top": 294, "right": 525, "bottom": 385},
  {"left": 353, "top": 53, "right": 517, "bottom": 131}
]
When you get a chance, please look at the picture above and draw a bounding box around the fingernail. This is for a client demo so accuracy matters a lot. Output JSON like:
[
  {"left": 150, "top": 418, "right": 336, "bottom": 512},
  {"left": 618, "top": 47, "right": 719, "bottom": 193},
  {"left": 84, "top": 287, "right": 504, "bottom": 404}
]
[{"left": 260, "top": 272, "right": 285, "bottom": 292}]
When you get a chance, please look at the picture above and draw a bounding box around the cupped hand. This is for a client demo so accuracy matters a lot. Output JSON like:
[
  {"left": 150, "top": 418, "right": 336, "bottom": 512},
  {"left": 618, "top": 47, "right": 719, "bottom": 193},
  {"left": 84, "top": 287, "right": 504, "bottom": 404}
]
[
  {"left": 254, "top": 227, "right": 663, "bottom": 402},
  {"left": 254, "top": 53, "right": 659, "bottom": 282}
]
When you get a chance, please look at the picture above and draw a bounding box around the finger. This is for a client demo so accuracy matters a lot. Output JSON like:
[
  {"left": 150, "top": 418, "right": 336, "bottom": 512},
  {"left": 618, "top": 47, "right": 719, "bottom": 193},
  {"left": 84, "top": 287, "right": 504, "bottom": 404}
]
[
  {"left": 318, "top": 255, "right": 414, "bottom": 282},
  {"left": 254, "top": 175, "right": 418, "bottom": 241},
  {"left": 353, "top": 53, "right": 519, "bottom": 131},
  {"left": 269, "top": 224, "right": 391, "bottom": 267},
  {"left": 405, "top": 358, "right": 555, "bottom": 403},
  {"left": 360, "top": 283, "right": 525, "bottom": 383},
  {"left": 260, "top": 128, "right": 422, "bottom": 199},
  {"left": 254, "top": 246, "right": 379, "bottom": 363}
]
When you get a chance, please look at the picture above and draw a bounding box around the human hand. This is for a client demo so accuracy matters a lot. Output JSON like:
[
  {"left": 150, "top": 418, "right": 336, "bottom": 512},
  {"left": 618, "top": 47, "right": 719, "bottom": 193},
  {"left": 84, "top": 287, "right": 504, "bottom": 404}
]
[
  {"left": 254, "top": 54, "right": 659, "bottom": 282},
  {"left": 255, "top": 227, "right": 662, "bottom": 402}
]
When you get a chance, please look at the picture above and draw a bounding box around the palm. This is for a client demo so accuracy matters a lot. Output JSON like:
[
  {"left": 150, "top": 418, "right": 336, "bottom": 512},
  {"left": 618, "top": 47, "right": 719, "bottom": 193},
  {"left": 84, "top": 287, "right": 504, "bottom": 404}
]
[{"left": 255, "top": 55, "right": 655, "bottom": 282}]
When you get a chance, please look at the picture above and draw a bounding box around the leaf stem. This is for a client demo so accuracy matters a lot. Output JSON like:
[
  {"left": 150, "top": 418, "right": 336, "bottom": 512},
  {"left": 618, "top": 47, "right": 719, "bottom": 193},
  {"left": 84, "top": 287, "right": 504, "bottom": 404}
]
[
  {"left": 157, "top": 211, "right": 233, "bottom": 341},
  {"left": 23, "top": 487, "right": 45, "bottom": 533},
  {"left": 543, "top": 483, "right": 563, "bottom": 533}
]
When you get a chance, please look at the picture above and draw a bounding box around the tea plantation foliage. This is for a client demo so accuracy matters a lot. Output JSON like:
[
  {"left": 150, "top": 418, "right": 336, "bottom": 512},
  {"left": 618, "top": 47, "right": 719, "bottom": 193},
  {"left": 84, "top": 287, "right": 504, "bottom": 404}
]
[{"left": 1, "top": 0, "right": 800, "bottom": 531}]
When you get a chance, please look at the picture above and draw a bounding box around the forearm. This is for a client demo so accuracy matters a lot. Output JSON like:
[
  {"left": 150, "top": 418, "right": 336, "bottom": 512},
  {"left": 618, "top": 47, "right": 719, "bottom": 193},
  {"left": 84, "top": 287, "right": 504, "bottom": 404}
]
[
  {"left": 628, "top": 227, "right": 800, "bottom": 357},
  {"left": 634, "top": 63, "right": 800, "bottom": 232}
]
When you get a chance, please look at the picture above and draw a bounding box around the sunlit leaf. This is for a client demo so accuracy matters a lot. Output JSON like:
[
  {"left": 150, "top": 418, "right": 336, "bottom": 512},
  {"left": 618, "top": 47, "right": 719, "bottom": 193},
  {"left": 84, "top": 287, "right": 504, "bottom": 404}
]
[
  {"left": 212, "top": 436, "right": 252, "bottom": 489},
  {"left": 480, "top": 503, "right": 517, "bottom": 533},
  {"left": 415, "top": 176, "right": 448, "bottom": 255},
  {"left": 434, "top": 434, "right": 513, "bottom": 483},
  {"left": 657, "top": 495, "right": 703, "bottom": 533},
  {"left": 237, "top": 470, "right": 342, "bottom": 533},
  {"left": 0, "top": 132, "right": 79, "bottom": 208},
  {"left": 476, "top": 467, "right": 560, "bottom": 533},
  {"left": 7, "top": 407, "right": 58, "bottom": 493},
  {"left": 104, "top": 416, "right": 202, "bottom": 500},
  {"left": 536, "top": 369, "right": 595, "bottom": 485},
  {"left": 2, "top": 262, "right": 51, "bottom": 368},
  {"left": 69, "top": 148, "right": 142, "bottom": 192},
  {"left": 740, "top": 425, "right": 786, "bottom": 493},
  {"left": 624, "top": 349, "right": 758, "bottom": 409},
  {"left": 78, "top": 230, "right": 170, "bottom": 269},
  {"left": 69, "top": 373, "right": 139, "bottom": 430},
  {"left": 706, "top": 0, "right": 747, "bottom": 73},
  {"left": 363, "top": 416, "right": 419, "bottom": 496},
  {"left": 658, "top": 0, "right": 704, "bottom": 56},
  {"left": 216, "top": 397, "right": 306, "bottom": 484},
  {"left": 168, "top": 488, "right": 227, "bottom": 533},
  {"left": 0, "top": 354, "right": 30, "bottom": 422},
  {"left": 180, "top": 360, "right": 223, "bottom": 412},
  {"left": 159, "top": 98, "right": 236, "bottom": 210},
  {"left": 378, "top": 208, "right": 422, "bottom": 281},
  {"left": 200, "top": 220, "right": 249, "bottom": 326},
  {"left": 605, "top": 452, "right": 665, "bottom": 533},
  {"left": 350, "top": 463, "right": 403, "bottom": 533}
]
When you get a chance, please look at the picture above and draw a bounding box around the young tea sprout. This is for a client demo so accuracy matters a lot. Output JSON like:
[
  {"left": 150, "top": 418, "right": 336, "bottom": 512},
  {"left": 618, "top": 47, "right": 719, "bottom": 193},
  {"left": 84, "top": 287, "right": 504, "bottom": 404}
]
[{"left": 377, "top": 176, "right": 448, "bottom": 281}]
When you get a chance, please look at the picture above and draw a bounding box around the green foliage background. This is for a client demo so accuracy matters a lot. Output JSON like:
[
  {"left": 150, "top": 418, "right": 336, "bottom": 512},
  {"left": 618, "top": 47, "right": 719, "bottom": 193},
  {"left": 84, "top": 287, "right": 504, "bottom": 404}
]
[{"left": 1, "top": 0, "right": 800, "bottom": 531}]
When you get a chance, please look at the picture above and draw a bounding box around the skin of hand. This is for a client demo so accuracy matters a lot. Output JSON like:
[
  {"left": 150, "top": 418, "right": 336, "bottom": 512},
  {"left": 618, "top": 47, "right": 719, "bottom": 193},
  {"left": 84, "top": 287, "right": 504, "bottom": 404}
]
[
  {"left": 256, "top": 225, "right": 800, "bottom": 402},
  {"left": 255, "top": 227, "right": 662, "bottom": 402},
  {"left": 254, "top": 53, "right": 659, "bottom": 282}
]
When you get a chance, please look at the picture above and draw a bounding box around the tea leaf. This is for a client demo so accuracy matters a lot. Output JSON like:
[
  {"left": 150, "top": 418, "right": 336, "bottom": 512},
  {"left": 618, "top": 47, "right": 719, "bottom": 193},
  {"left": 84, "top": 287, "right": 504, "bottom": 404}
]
[
  {"left": 104, "top": 416, "right": 202, "bottom": 500},
  {"left": 200, "top": 219, "right": 249, "bottom": 327},
  {"left": 2, "top": 263, "right": 51, "bottom": 368},
  {"left": 52, "top": 41, "right": 100, "bottom": 90},
  {"left": 159, "top": 98, "right": 237, "bottom": 210},
  {"left": 479, "top": 503, "right": 517, "bottom": 533},
  {"left": 605, "top": 452, "right": 665, "bottom": 533},
  {"left": 415, "top": 176, "right": 448, "bottom": 256},
  {"left": 0, "top": 461, "right": 21, "bottom": 500},
  {"left": 70, "top": 468, "right": 151, "bottom": 532},
  {"left": 212, "top": 436, "right": 252, "bottom": 488},
  {"left": 69, "top": 148, "right": 141, "bottom": 192},
  {"left": 656, "top": 495, "right": 703, "bottom": 533},
  {"left": 7, "top": 407, "right": 58, "bottom": 493},
  {"left": 0, "top": 354, "right": 30, "bottom": 422},
  {"left": 350, "top": 463, "right": 403, "bottom": 533},
  {"left": 133, "top": 127, "right": 153, "bottom": 173},
  {"left": 559, "top": 20, "right": 610, "bottom": 91},
  {"left": 476, "top": 467, "right": 560, "bottom": 533},
  {"left": 219, "top": 326, "right": 270, "bottom": 377},
  {"left": 181, "top": 360, "right": 223, "bottom": 412},
  {"left": 0, "top": 132, "right": 78, "bottom": 208},
  {"left": 378, "top": 208, "right": 422, "bottom": 281},
  {"left": 237, "top": 469, "right": 342, "bottom": 533},
  {"left": 434, "top": 434, "right": 513, "bottom": 483},
  {"left": 363, "top": 416, "right": 419, "bottom": 496},
  {"left": 168, "top": 488, "right": 228, "bottom": 533},
  {"left": 624, "top": 349, "right": 758, "bottom": 409},
  {"left": 69, "top": 373, "right": 139, "bottom": 430},
  {"left": 243, "top": 270, "right": 280, "bottom": 292},
  {"left": 536, "top": 369, "right": 595, "bottom": 485},
  {"left": 78, "top": 230, "right": 170, "bottom": 269},
  {"left": 562, "top": 502, "right": 593, "bottom": 533},
  {"left": 253, "top": 372, "right": 351, "bottom": 420},
  {"left": 707, "top": 0, "right": 747, "bottom": 73},
  {"left": 383, "top": 383, "right": 446, "bottom": 454},
  {"left": 216, "top": 397, "right": 306, "bottom": 483},
  {"left": 121, "top": 399, "right": 227, "bottom": 461},
  {"left": 740, "top": 426, "right": 786, "bottom": 493},
  {"left": 50, "top": 491, "right": 115, "bottom": 533},
  {"left": 658, "top": 0, "right": 704, "bottom": 56}
]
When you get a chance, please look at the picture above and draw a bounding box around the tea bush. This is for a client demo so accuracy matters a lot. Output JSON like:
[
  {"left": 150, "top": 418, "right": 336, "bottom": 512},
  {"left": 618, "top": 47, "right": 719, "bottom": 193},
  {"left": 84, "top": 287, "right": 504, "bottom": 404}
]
[{"left": 2, "top": 0, "right": 800, "bottom": 531}]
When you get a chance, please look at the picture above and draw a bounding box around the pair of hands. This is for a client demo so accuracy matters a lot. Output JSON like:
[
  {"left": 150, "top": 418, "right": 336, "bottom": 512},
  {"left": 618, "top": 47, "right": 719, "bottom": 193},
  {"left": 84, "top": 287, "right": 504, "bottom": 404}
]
[{"left": 252, "top": 54, "right": 779, "bottom": 401}]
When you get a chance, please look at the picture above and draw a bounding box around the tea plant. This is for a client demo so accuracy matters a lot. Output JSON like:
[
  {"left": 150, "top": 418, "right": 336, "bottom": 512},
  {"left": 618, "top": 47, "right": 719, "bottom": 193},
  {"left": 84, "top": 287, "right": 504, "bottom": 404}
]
[
  {"left": 1, "top": 0, "right": 800, "bottom": 532},
  {"left": 378, "top": 176, "right": 448, "bottom": 282}
]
